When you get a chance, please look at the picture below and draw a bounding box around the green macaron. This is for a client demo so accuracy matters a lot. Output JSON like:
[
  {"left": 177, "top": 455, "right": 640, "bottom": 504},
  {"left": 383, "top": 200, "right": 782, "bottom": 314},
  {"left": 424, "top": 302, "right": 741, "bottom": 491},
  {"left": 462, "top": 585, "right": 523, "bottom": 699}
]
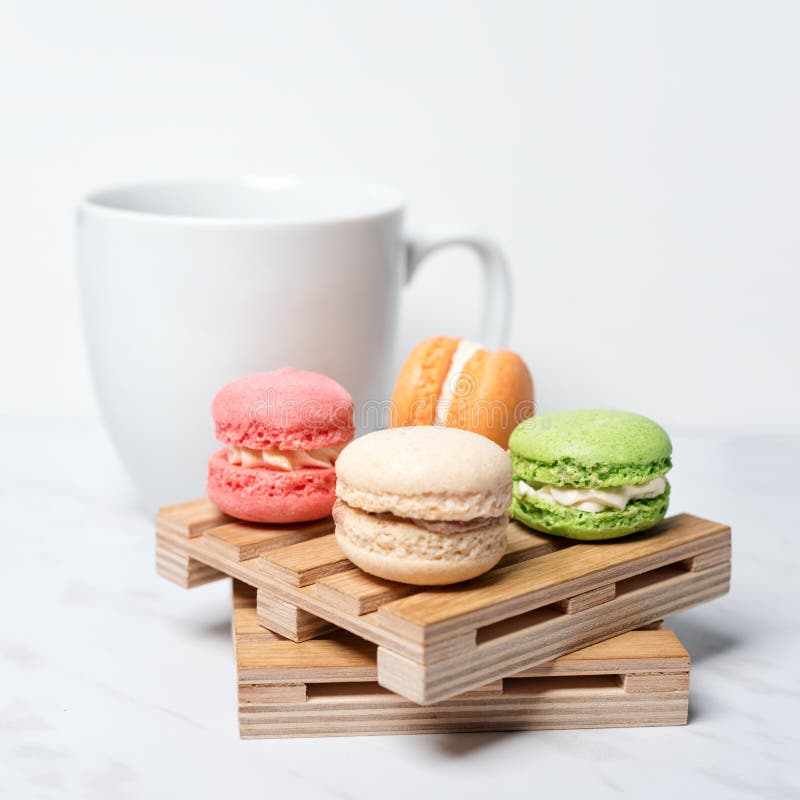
[{"left": 508, "top": 409, "right": 672, "bottom": 541}]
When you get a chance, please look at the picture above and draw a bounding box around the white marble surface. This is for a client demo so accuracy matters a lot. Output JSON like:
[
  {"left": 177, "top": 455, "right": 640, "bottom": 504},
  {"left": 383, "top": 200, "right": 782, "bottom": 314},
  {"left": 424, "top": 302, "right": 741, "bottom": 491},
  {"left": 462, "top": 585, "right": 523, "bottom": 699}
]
[{"left": 1, "top": 419, "right": 798, "bottom": 799}]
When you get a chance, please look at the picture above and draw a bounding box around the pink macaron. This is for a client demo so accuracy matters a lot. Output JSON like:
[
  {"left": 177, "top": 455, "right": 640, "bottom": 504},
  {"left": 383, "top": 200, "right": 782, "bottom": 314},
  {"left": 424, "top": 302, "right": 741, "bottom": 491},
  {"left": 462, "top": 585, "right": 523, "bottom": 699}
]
[{"left": 206, "top": 367, "right": 354, "bottom": 523}]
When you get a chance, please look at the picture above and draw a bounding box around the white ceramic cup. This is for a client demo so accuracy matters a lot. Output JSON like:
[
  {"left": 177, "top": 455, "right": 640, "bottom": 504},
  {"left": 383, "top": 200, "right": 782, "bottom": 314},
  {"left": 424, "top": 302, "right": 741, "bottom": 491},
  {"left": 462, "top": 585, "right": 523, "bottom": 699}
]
[{"left": 77, "top": 177, "right": 511, "bottom": 510}]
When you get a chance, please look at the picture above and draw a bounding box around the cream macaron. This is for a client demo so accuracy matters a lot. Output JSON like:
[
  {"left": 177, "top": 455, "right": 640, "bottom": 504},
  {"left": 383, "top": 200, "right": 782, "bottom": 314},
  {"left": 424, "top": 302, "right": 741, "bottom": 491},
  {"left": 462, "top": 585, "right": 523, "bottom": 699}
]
[{"left": 333, "top": 426, "right": 512, "bottom": 585}]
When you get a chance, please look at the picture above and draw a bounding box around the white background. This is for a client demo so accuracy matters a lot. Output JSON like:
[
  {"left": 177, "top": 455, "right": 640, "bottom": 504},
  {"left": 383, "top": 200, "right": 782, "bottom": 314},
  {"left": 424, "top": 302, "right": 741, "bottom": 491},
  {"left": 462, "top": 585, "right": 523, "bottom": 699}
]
[{"left": 2, "top": 0, "right": 798, "bottom": 433}]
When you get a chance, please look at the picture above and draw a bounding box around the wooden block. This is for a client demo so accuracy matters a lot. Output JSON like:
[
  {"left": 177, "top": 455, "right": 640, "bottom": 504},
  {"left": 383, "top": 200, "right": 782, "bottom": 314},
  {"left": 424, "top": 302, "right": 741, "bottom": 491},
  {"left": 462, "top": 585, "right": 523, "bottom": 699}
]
[
  {"left": 239, "top": 683, "right": 307, "bottom": 705},
  {"left": 417, "top": 630, "right": 477, "bottom": 664},
  {"left": 257, "top": 589, "right": 336, "bottom": 642},
  {"left": 315, "top": 570, "right": 415, "bottom": 616},
  {"left": 621, "top": 671, "right": 690, "bottom": 693},
  {"left": 232, "top": 579, "right": 257, "bottom": 609},
  {"left": 257, "top": 534, "right": 351, "bottom": 587},
  {"left": 156, "top": 497, "right": 229, "bottom": 538},
  {"left": 682, "top": 544, "right": 732, "bottom": 572},
  {"left": 558, "top": 583, "right": 616, "bottom": 614},
  {"left": 155, "top": 539, "right": 225, "bottom": 588},
  {"left": 233, "top": 607, "right": 282, "bottom": 643},
  {"left": 231, "top": 581, "right": 281, "bottom": 643},
  {"left": 204, "top": 518, "right": 332, "bottom": 562}
]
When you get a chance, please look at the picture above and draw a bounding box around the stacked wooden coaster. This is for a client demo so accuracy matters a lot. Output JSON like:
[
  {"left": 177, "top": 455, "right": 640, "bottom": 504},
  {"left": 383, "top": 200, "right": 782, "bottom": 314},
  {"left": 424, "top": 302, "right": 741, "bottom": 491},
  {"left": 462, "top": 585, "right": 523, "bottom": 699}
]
[
  {"left": 232, "top": 581, "right": 689, "bottom": 737},
  {"left": 157, "top": 498, "right": 731, "bottom": 736}
]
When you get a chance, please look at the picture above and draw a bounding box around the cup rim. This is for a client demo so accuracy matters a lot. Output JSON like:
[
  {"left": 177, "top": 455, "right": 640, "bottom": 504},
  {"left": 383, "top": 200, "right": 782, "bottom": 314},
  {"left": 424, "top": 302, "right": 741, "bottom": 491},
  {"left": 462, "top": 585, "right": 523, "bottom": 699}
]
[{"left": 79, "top": 175, "right": 406, "bottom": 226}]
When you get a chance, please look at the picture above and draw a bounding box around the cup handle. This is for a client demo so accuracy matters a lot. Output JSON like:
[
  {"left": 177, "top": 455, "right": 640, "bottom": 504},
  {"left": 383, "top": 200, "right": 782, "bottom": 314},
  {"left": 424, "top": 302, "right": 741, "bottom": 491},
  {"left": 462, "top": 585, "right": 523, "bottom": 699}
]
[{"left": 405, "top": 230, "right": 512, "bottom": 348}]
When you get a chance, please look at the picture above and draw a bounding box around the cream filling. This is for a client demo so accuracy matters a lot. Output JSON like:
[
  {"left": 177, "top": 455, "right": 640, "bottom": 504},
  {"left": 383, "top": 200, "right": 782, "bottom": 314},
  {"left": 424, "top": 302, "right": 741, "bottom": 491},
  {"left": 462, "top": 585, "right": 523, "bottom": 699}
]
[
  {"left": 516, "top": 477, "right": 666, "bottom": 513},
  {"left": 434, "top": 339, "right": 483, "bottom": 426},
  {"left": 226, "top": 443, "right": 344, "bottom": 471}
]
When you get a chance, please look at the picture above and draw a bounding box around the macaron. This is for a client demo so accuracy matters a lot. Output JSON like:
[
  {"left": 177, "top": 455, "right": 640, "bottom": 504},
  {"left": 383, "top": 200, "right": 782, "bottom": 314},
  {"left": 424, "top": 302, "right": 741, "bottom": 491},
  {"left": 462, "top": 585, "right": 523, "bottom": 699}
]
[
  {"left": 390, "top": 336, "right": 534, "bottom": 449},
  {"left": 333, "top": 426, "right": 512, "bottom": 585},
  {"left": 206, "top": 367, "right": 354, "bottom": 524},
  {"left": 509, "top": 409, "right": 672, "bottom": 540}
]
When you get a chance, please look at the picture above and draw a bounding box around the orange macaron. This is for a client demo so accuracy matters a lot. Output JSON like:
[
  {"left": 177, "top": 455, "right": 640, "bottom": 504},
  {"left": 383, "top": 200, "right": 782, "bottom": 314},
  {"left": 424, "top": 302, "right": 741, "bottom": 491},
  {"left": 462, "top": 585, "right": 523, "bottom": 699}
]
[{"left": 390, "top": 336, "right": 534, "bottom": 449}]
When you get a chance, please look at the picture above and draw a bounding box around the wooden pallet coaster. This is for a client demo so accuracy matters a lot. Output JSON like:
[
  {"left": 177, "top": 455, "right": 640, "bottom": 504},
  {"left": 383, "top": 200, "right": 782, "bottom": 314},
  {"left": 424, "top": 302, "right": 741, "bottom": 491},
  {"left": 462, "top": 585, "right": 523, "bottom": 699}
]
[
  {"left": 230, "top": 581, "right": 689, "bottom": 738},
  {"left": 157, "top": 498, "right": 730, "bottom": 704}
]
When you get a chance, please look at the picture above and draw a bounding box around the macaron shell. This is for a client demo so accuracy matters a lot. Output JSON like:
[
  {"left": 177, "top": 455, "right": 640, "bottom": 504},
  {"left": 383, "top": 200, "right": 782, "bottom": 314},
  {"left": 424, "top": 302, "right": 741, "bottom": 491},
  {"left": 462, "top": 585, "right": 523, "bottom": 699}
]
[
  {"left": 509, "top": 410, "right": 672, "bottom": 469},
  {"left": 213, "top": 367, "right": 354, "bottom": 451},
  {"left": 334, "top": 426, "right": 512, "bottom": 518},
  {"left": 510, "top": 483, "right": 670, "bottom": 540},
  {"left": 333, "top": 501, "right": 507, "bottom": 585},
  {"left": 446, "top": 348, "right": 534, "bottom": 448},
  {"left": 206, "top": 449, "right": 336, "bottom": 523},
  {"left": 390, "top": 336, "right": 459, "bottom": 427}
]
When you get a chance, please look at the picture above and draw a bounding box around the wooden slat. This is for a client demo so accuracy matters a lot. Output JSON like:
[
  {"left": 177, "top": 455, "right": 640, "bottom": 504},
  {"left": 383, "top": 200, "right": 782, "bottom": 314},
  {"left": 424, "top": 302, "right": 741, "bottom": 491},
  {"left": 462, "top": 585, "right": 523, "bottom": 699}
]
[
  {"left": 683, "top": 544, "right": 732, "bottom": 572},
  {"left": 376, "top": 514, "right": 730, "bottom": 642},
  {"left": 515, "top": 629, "right": 689, "bottom": 677},
  {"left": 239, "top": 684, "right": 307, "bottom": 705},
  {"left": 257, "top": 590, "right": 336, "bottom": 642},
  {"left": 559, "top": 583, "right": 616, "bottom": 614},
  {"left": 204, "top": 518, "right": 332, "bottom": 562},
  {"left": 237, "top": 637, "right": 377, "bottom": 684},
  {"left": 621, "top": 671, "right": 690, "bottom": 693},
  {"left": 315, "top": 570, "right": 415, "bottom": 616},
  {"left": 156, "top": 497, "right": 229, "bottom": 538},
  {"left": 257, "top": 534, "right": 351, "bottom": 587},
  {"left": 239, "top": 693, "right": 689, "bottom": 738}
]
